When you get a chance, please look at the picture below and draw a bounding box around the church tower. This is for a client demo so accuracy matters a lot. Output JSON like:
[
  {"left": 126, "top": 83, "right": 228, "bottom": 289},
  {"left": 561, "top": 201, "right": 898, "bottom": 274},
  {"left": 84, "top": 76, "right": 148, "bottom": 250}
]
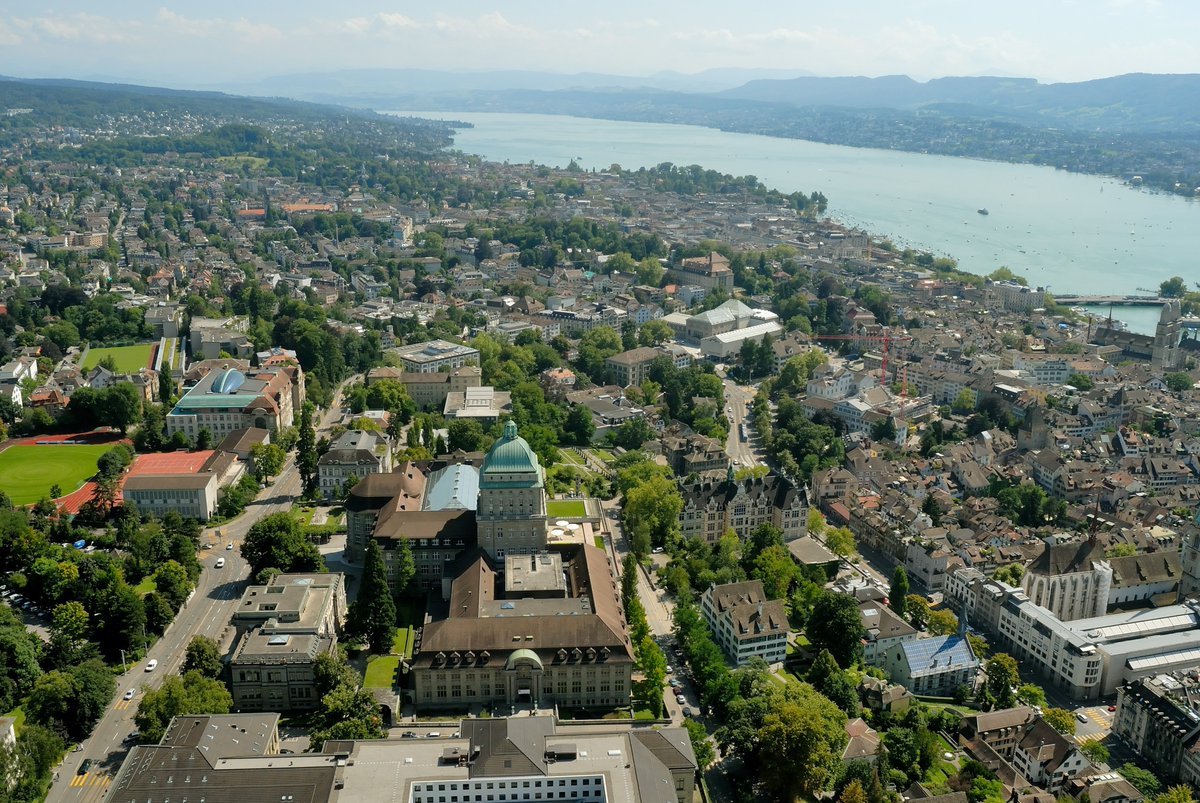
[
  {"left": 1182, "top": 523, "right": 1200, "bottom": 597},
  {"left": 1152, "top": 299, "right": 1182, "bottom": 371},
  {"left": 476, "top": 421, "right": 548, "bottom": 560}
]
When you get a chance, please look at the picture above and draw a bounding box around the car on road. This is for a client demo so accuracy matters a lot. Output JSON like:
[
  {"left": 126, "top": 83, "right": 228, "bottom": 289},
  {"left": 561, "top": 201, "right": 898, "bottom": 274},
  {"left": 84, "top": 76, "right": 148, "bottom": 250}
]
[
  {"left": 123, "top": 689, "right": 136, "bottom": 700},
  {"left": 145, "top": 659, "right": 158, "bottom": 672},
  {"left": 226, "top": 542, "right": 233, "bottom": 550},
  {"left": 401, "top": 731, "right": 418, "bottom": 738},
  {"left": 78, "top": 759, "right": 92, "bottom": 775},
  {"left": 215, "top": 557, "right": 225, "bottom": 568},
  {"left": 1107, "top": 705, "right": 1116, "bottom": 712},
  {"left": 1076, "top": 711, "right": 1089, "bottom": 723},
  {"left": 426, "top": 732, "right": 441, "bottom": 738}
]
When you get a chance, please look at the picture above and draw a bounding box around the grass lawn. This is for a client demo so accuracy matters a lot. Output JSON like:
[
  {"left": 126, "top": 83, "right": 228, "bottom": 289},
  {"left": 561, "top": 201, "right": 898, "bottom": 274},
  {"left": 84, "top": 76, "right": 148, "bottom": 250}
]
[
  {"left": 364, "top": 655, "right": 400, "bottom": 688},
  {"left": 593, "top": 536, "right": 605, "bottom": 549},
  {"left": 547, "top": 499, "right": 586, "bottom": 518},
  {"left": 0, "top": 443, "right": 112, "bottom": 505},
  {"left": 3, "top": 706, "right": 25, "bottom": 732},
  {"left": 82, "top": 343, "right": 155, "bottom": 373},
  {"left": 392, "top": 627, "right": 415, "bottom": 659},
  {"left": 133, "top": 576, "right": 157, "bottom": 596}
]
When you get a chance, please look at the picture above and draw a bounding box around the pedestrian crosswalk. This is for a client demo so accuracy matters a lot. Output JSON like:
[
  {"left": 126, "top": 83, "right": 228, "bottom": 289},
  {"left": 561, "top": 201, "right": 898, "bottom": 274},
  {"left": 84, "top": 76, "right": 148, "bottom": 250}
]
[
  {"left": 113, "top": 698, "right": 134, "bottom": 711},
  {"left": 69, "top": 772, "right": 110, "bottom": 788}
]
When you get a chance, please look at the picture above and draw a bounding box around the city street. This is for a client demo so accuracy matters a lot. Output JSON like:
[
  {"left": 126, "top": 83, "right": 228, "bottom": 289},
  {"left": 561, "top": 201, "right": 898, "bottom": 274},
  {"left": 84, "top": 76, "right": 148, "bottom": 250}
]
[
  {"left": 722, "top": 378, "right": 764, "bottom": 469},
  {"left": 47, "top": 379, "right": 354, "bottom": 803}
]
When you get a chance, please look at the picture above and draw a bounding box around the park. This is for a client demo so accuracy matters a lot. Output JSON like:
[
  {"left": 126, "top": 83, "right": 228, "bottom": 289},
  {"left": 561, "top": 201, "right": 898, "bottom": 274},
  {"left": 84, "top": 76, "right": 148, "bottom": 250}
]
[
  {"left": 81, "top": 343, "right": 157, "bottom": 373},
  {"left": 0, "top": 442, "right": 114, "bottom": 504}
]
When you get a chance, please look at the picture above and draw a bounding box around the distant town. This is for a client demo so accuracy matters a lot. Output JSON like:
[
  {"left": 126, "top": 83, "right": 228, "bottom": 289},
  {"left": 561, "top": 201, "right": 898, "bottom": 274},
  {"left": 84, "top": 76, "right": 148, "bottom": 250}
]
[{"left": 0, "top": 79, "right": 1197, "bottom": 803}]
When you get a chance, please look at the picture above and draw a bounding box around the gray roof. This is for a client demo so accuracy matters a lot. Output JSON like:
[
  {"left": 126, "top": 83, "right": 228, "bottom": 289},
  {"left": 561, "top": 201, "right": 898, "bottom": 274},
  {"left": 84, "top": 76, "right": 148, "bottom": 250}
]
[{"left": 422, "top": 463, "right": 479, "bottom": 511}]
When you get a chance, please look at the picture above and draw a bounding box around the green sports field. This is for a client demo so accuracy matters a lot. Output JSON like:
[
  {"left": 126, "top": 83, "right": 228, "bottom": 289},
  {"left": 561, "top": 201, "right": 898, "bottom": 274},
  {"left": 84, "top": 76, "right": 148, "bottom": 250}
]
[
  {"left": 0, "top": 444, "right": 112, "bottom": 504},
  {"left": 81, "top": 343, "right": 155, "bottom": 373}
]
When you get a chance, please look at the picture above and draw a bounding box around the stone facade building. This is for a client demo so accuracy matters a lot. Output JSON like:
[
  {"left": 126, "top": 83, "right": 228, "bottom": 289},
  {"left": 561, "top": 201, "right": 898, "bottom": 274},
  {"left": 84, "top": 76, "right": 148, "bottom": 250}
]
[
  {"left": 678, "top": 470, "right": 807, "bottom": 543},
  {"left": 699, "top": 580, "right": 788, "bottom": 666}
]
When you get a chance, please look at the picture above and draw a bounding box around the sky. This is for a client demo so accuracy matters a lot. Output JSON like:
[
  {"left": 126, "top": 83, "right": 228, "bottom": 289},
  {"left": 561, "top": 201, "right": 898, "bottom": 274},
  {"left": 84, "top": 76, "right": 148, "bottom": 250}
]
[{"left": 0, "top": 0, "right": 1197, "bottom": 89}]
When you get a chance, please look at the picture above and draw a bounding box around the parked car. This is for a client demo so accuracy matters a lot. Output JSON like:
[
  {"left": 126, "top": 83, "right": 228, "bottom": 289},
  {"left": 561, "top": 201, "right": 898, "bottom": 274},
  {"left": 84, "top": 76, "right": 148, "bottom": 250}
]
[{"left": 676, "top": 694, "right": 686, "bottom": 704}]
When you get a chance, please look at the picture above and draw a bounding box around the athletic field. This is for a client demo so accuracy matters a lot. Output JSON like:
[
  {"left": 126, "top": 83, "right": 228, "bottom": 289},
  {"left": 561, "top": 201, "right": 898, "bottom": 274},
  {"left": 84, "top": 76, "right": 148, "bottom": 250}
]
[
  {"left": 81, "top": 343, "right": 156, "bottom": 373},
  {"left": 0, "top": 443, "right": 112, "bottom": 505}
]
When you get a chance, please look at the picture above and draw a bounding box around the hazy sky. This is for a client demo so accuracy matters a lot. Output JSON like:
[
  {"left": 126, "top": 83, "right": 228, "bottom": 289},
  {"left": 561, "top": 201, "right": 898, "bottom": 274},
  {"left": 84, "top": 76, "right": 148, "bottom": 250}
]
[{"left": 1, "top": 0, "right": 1197, "bottom": 88}]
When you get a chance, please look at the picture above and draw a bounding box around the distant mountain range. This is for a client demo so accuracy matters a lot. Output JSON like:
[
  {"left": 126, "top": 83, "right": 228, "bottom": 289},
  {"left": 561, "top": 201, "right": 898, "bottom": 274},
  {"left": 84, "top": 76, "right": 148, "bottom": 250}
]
[
  {"left": 216, "top": 67, "right": 813, "bottom": 102},
  {"left": 230, "top": 69, "right": 1200, "bottom": 134}
]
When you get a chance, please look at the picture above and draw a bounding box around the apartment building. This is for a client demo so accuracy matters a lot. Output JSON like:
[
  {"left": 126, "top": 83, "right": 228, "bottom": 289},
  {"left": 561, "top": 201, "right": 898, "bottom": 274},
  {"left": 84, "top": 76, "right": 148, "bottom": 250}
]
[
  {"left": 678, "top": 471, "right": 808, "bottom": 544},
  {"left": 699, "top": 580, "right": 789, "bottom": 666}
]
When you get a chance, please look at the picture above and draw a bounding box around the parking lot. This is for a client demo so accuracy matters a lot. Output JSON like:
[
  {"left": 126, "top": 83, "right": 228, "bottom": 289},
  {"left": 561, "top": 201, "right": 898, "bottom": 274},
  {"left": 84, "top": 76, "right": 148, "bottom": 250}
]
[{"left": 1, "top": 585, "right": 51, "bottom": 638}]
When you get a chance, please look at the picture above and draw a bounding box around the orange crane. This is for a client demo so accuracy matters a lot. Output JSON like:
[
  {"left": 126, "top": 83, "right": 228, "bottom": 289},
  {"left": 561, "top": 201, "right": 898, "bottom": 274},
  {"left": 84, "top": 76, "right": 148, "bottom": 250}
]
[{"left": 813, "top": 332, "right": 915, "bottom": 387}]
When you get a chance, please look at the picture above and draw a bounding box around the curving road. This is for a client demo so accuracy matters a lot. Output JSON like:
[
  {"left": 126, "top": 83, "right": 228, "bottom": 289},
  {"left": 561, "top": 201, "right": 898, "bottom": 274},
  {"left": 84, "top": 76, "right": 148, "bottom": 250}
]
[{"left": 46, "top": 378, "right": 355, "bottom": 803}]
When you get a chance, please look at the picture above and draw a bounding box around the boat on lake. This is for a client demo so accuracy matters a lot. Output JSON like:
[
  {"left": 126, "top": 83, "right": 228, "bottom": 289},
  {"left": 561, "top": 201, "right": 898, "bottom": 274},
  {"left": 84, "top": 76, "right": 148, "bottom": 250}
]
[{"left": 977, "top": 208, "right": 989, "bottom": 215}]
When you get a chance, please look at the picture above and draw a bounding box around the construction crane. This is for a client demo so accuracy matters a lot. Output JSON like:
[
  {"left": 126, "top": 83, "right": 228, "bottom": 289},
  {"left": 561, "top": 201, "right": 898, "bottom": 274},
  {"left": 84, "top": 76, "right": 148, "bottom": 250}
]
[{"left": 813, "top": 332, "right": 915, "bottom": 388}]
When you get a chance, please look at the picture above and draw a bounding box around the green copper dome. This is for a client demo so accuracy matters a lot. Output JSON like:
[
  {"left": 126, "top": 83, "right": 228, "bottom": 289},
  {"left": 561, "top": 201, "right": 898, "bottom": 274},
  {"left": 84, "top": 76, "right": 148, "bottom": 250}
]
[{"left": 481, "top": 420, "right": 541, "bottom": 478}]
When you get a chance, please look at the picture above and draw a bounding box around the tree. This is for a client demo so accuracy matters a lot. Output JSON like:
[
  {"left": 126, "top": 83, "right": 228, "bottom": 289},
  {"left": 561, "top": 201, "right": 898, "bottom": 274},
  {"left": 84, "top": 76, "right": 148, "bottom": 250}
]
[
  {"left": 905, "top": 594, "right": 930, "bottom": 629},
  {"left": 985, "top": 654, "right": 1019, "bottom": 708},
  {"left": 683, "top": 718, "right": 715, "bottom": 770},
  {"left": 563, "top": 404, "right": 596, "bottom": 446},
  {"left": 927, "top": 608, "right": 959, "bottom": 636},
  {"left": 807, "top": 592, "right": 866, "bottom": 668},
  {"left": 1016, "top": 683, "right": 1046, "bottom": 709},
  {"left": 309, "top": 682, "right": 386, "bottom": 745},
  {"left": 752, "top": 544, "right": 799, "bottom": 600},
  {"left": 153, "top": 560, "right": 192, "bottom": 610},
  {"left": 755, "top": 689, "right": 849, "bottom": 799},
  {"left": 251, "top": 442, "right": 286, "bottom": 481},
  {"left": 1043, "top": 707, "right": 1076, "bottom": 735},
  {"left": 635, "top": 256, "right": 665, "bottom": 287},
  {"left": 840, "top": 779, "right": 868, "bottom": 803},
  {"left": 393, "top": 538, "right": 416, "bottom": 596},
  {"left": 297, "top": 401, "right": 318, "bottom": 497},
  {"left": 46, "top": 600, "right": 90, "bottom": 668},
  {"left": 194, "top": 427, "right": 214, "bottom": 451},
  {"left": 825, "top": 527, "right": 857, "bottom": 558},
  {"left": 135, "top": 671, "right": 233, "bottom": 743},
  {"left": 1164, "top": 372, "right": 1193, "bottom": 393},
  {"left": 623, "top": 475, "right": 683, "bottom": 552},
  {"left": 922, "top": 493, "right": 943, "bottom": 527},
  {"left": 1119, "top": 766, "right": 1162, "bottom": 797},
  {"left": 890, "top": 566, "right": 909, "bottom": 617},
  {"left": 350, "top": 541, "right": 397, "bottom": 654},
  {"left": 638, "top": 319, "right": 673, "bottom": 346},
  {"left": 1160, "top": 276, "right": 1187, "bottom": 298},
  {"left": 183, "top": 635, "right": 224, "bottom": 679},
  {"left": 25, "top": 659, "right": 115, "bottom": 742},
  {"left": 1153, "top": 787, "right": 1197, "bottom": 803},
  {"left": 952, "top": 389, "right": 977, "bottom": 415},
  {"left": 101, "top": 383, "right": 143, "bottom": 434},
  {"left": 993, "top": 563, "right": 1024, "bottom": 586},
  {"left": 447, "top": 419, "right": 486, "bottom": 452},
  {"left": 1080, "top": 740, "right": 1109, "bottom": 764},
  {"left": 241, "top": 512, "right": 324, "bottom": 576}
]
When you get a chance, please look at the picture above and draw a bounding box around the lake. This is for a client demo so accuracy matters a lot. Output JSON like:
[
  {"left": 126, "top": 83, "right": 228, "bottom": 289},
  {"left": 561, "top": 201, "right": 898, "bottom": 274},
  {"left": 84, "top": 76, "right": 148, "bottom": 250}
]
[{"left": 393, "top": 111, "right": 1198, "bottom": 332}]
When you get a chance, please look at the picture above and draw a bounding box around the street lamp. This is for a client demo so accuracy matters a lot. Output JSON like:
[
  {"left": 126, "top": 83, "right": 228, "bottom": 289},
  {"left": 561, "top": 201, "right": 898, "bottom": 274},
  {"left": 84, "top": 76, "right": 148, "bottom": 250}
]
[{"left": 119, "top": 649, "right": 127, "bottom": 674}]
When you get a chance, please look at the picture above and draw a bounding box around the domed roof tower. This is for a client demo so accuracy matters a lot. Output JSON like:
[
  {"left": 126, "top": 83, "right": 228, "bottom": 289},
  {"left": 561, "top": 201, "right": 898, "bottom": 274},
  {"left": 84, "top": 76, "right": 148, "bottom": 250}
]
[{"left": 480, "top": 420, "right": 543, "bottom": 488}]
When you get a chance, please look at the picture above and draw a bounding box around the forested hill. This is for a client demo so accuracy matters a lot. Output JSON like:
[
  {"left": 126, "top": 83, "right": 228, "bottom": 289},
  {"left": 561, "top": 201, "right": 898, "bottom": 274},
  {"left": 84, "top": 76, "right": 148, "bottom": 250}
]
[
  {"left": 718, "top": 73, "right": 1200, "bottom": 133},
  {"left": 0, "top": 76, "right": 457, "bottom": 153}
]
